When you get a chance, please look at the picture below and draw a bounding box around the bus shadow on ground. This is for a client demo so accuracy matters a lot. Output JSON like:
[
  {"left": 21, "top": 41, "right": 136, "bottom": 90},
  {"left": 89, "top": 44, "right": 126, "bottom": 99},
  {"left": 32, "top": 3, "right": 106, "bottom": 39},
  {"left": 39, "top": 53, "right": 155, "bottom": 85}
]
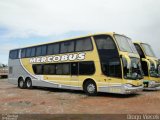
[
  {"left": 33, "top": 86, "right": 85, "bottom": 95},
  {"left": 32, "top": 87, "right": 141, "bottom": 98},
  {"left": 143, "top": 89, "right": 159, "bottom": 92},
  {"left": 97, "top": 92, "right": 141, "bottom": 98}
]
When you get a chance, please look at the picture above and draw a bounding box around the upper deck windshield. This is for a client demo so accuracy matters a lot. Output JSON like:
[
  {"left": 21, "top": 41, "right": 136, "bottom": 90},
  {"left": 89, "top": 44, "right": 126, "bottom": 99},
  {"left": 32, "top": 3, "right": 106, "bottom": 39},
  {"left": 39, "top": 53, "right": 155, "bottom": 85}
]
[
  {"left": 114, "top": 35, "right": 138, "bottom": 53},
  {"left": 141, "top": 43, "right": 156, "bottom": 57}
]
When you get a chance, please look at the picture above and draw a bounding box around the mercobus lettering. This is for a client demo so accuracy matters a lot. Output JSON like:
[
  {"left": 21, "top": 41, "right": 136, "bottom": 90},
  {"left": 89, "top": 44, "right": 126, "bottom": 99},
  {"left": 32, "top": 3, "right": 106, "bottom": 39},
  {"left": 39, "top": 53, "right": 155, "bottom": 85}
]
[{"left": 30, "top": 53, "right": 86, "bottom": 63}]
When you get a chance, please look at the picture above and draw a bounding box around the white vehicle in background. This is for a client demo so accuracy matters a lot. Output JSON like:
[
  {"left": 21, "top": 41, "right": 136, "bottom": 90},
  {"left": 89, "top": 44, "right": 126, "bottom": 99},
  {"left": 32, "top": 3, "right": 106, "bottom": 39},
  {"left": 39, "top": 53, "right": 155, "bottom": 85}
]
[{"left": 0, "top": 64, "right": 8, "bottom": 78}]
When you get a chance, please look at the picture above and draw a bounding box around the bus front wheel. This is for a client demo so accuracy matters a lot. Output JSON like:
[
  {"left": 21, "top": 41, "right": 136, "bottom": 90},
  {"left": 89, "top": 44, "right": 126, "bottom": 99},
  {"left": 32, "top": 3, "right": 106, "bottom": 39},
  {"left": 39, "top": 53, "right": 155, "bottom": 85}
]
[{"left": 84, "top": 80, "right": 97, "bottom": 96}]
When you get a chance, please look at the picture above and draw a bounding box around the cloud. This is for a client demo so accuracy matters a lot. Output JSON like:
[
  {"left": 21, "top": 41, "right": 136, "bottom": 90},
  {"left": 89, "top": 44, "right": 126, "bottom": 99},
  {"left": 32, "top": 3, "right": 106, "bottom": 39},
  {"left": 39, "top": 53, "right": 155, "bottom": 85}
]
[
  {"left": 0, "top": 43, "right": 20, "bottom": 54},
  {"left": 0, "top": 0, "right": 101, "bottom": 37},
  {"left": 0, "top": 0, "right": 160, "bottom": 60},
  {"left": 0, "top": 0, "right": 160, "bottom": 37},
  {"left": 0, "top": 43, "right": 20, "bottom": 63}
]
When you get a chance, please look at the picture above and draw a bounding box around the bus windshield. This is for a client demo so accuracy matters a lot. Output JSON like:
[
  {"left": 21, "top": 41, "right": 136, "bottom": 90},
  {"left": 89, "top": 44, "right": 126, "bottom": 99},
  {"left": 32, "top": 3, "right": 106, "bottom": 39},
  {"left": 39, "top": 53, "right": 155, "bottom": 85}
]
[
  {"left": 141, "top": 43, "right": 156, "bottom": 57},
  {"left": 114, "top": 35, "right": 137, "bottom": 53}
]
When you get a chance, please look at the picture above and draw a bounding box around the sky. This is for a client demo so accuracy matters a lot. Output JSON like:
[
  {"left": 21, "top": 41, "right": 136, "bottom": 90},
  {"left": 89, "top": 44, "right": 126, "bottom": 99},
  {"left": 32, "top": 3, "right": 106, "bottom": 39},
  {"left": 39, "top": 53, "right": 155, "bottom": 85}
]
[{"left": 0, "top": 0, "right": 160, "bottom": 64}]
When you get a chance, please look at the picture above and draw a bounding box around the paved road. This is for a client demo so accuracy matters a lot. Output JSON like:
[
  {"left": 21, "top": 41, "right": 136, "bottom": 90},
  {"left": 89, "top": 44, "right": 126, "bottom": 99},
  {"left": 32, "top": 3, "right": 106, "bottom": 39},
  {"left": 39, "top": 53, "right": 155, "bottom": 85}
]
[{"left": 0, "top": 78, "right": 160, "bottom": 114}]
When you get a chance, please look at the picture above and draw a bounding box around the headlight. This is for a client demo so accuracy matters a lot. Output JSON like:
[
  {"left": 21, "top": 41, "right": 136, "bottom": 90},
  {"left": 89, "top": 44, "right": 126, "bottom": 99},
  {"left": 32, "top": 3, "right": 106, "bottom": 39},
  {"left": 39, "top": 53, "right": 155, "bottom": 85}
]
[
  {"left": 149, "top": 81, "right": 156, "bottom": 85},
  {"left": 148, "top": 81, "right": 156, "bottom": 87}
]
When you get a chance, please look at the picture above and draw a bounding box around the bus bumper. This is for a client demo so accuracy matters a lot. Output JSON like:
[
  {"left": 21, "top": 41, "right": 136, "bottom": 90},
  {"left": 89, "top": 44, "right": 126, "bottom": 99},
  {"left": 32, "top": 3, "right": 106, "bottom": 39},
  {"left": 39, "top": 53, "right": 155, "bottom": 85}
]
[
  {"left": 143, "top": 80, "right": 160, "bottom": 90},
  {"left": 143, "top": 86, "right": 160, "bottom": 90},
  {"left": 123, "top": 85, "right": 143, "bottom": 94},
  {"left": 99, "top": 84, "right": 143, "bottom": 94}
]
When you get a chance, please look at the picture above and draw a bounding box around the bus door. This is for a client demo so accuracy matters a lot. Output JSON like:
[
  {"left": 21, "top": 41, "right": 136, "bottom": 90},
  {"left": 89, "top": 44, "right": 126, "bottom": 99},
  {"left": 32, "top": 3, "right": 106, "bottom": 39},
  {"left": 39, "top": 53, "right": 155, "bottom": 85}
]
[
  {"left": 70, "top": 62, "right": 79, "bottom": 86},
  {"left": 94, "top": 35, "right": 122, "bottom": 92},
  {"left": 106, "top": 58, "right": 123, "bottom": 93},
  {"left": 101, "top": 58, "right": 123, "bottom": 92}
]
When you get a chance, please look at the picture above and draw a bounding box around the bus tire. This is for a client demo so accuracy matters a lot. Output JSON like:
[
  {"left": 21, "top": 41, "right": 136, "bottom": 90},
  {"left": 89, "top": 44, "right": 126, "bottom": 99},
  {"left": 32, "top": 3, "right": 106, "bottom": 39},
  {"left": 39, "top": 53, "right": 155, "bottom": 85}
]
[
  {"left": 25, "top": 78, "right": 32, "bottom": 89},
  {"left": 84, "top": 80, "right": 97, "bottom": 96},
  {"left": 18, "top": 78, "right": 26, "bottom": 89}
]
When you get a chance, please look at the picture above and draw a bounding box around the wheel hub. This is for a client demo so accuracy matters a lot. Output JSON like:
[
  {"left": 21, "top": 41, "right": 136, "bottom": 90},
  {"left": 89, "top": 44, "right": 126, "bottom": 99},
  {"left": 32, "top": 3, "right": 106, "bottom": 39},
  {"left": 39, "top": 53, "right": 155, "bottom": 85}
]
[
  {"left": 87, "top": 84, "right": 95, "bottom": 93},
  {"left": 27, "top": 81, "right": 31, "bottom": 87},
  {"left": 19, "top": 81, "right": 23, "bottom": 87}
]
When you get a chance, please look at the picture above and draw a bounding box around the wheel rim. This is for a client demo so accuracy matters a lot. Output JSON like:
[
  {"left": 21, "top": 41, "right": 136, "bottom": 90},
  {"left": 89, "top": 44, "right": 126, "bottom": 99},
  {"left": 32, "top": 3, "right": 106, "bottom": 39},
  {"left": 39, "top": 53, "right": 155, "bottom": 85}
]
[
  {"left": 19, "top": 80, "right": 24, "bottom": 87},
  {"left": 87, "top": 84, "right": 95, "bottom": 93},
  {"left": 27, "top": 80, "right": 31, "bottom": 87}
]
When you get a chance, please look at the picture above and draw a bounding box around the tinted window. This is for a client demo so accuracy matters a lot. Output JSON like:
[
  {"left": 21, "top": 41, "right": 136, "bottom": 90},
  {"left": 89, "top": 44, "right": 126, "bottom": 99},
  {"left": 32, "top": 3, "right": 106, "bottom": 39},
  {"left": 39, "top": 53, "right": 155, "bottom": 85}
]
[
  {"left": 75, "top": 38, "right": 93, "bottom": 51},
  {"left": 102, "top": 58, "right": 122, "bottom": 77},
  {"left": 134, "top": 44, "right": 145, "bottom": 58},
  {"left": 56, "top": 63, "right": 70, "bottom": 75},
  {"left": 56, "top": 64, "right": 63, "bottom": 75},
  {"left": 71, "top": 62, "right": 78, "bottom": 75},
  {"left": 43, "top": 64, "right": 56, "bottom": 75},
  {"left": 79, "top": 61, "right": 95, "bottom": 75},
  {"left": 32, "top": 64, "right": 43, "bottom": 74},
  {"left": 31, "top": 47, "right": 36, "bottom": 57},
  {"left": 33, "top": 63, "right": 70, "bottom": 75},
  {"left": 47, "top": 43, "right": 59, "bottom": 55},
  {"left": 41, "top": 45, "right": 47, "bottom": 55},
  {"left": 60, "top": 41, "right": 74, "bottom": 53},
  {"left": 36, "top": 45, "right": 46, "bottom": 56},
  {"left": 21, "top": 49, "right": 26, "bottom": 58},
  {"left": 36, "top": 46, "right": 42, "bottom": 56},
  {"left": 9, "top": 50, "right": 19, "bottom": 59},
  {"left": 94, "top": 35, "right": 121, "bottom": 78},
  {"left": 63, "top": 64, "right": 70, "bottom": 75},
  {"left": 26, "top": 48, "right": 31, "bottom": 57},
  {"left": 141, "top": 61, "right": 149, "bottom": 76},
  {"left": 32, "top": 62, "right": 95, "bottom": 75},
  {"left": 141, "top": 43, "right": 155, "bottom": 57},
  {"left": 21, "top": 47, "right": 35, "bottom": 58},
  {"left": 114, "top": 35, "right": 133, "bottom": 53},
  {"left": 96, "top": 36, "right": 116, "bottom": 50},
  {"left": 95, "top": 35, "right": 119, "bottom": 59}
]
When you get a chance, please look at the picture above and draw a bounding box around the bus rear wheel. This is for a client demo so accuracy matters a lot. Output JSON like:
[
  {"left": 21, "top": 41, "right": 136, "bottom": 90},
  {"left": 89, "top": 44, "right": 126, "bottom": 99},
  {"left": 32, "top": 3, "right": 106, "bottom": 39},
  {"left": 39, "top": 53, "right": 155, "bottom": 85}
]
[
  {"left": 18, "top": 78, "right": 26, "bottom": 89},
  {"left": 25, "top": 78, "right": 32, "bottom": 89},
  {"left": 84, "top": 80, "right": 97, "bottom": 96}
]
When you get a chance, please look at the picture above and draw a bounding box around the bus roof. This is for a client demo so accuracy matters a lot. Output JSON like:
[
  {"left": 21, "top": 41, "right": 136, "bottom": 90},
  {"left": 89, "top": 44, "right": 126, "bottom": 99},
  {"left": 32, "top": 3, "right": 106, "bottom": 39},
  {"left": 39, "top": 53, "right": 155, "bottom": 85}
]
[{"left": 10, "top": 32, "right": 126, "bottom": 51}]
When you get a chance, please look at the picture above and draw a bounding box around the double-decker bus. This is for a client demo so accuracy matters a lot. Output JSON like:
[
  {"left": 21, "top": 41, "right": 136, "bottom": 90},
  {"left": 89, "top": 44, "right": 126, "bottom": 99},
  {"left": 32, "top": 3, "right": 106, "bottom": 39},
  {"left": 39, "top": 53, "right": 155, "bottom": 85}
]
[
  {"left": 134, "top": 42, "right": 160, "bottom": 90},
  {"left": 8, "top": 32, "right": 143, "bottom": 95}
]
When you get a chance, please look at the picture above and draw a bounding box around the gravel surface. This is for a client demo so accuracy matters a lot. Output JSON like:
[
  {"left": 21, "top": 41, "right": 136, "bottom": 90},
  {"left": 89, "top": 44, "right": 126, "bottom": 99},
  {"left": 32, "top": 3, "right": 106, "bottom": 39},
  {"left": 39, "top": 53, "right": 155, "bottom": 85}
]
[{"left": 0, "top": 78, "right": 160, "bottom": 114}]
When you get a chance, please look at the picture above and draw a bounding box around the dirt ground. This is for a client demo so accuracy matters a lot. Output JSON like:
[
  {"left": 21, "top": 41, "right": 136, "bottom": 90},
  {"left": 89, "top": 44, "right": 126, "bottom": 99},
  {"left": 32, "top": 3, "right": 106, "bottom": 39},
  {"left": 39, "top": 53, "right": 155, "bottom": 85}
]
[{"left": 0, "top": 78, "right": 160, "bottom": 114}]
